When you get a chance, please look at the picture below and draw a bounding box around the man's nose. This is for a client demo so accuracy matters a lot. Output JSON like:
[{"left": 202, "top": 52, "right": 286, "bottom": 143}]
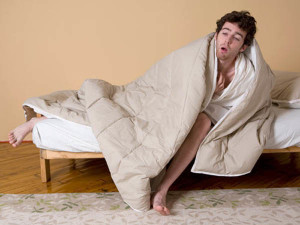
[{"left": 225, "top": 37, "right": 232, "bottom": 45}]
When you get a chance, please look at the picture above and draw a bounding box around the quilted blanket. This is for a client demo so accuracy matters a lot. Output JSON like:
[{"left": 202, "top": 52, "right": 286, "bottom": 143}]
[{"left": 23, "top": 33, "right": 274, "bottom": 211}]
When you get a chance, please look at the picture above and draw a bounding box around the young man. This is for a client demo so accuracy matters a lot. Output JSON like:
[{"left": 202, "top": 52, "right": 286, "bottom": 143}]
[
  {"left": 9, "top": 11, "right": 258, "bottom": 215},
  {"left": 151, "top": 11, "right": 257, "bottom": 215}
]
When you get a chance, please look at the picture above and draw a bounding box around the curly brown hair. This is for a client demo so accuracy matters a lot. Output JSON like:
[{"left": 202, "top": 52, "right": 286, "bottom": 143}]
[{"left": 216, "top": 11, "right": 257, "bottom": 46}]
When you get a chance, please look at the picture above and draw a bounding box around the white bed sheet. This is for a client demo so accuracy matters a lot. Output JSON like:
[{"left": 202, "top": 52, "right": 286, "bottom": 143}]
[
  {"left": 32, "top": 117, "right": 100, "bottom": 153},
  {"left": 32, "top": 105, "right": 300, "bottom": 153},
  {"left": 264, "top": 106, "right": 300, "bottom": 149}
]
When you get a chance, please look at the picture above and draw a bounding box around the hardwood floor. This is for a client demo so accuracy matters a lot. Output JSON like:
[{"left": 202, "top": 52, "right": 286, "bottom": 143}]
[{"left": 0, "top": 143, "right": 299, "bottom": 194}]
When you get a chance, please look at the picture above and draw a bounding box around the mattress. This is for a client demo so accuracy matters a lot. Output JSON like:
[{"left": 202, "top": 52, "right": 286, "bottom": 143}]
[
  {"left": 32, "top": 105, "right": 300, "bottom": 153},
  {"left": 264, "top": 106, "right": 300, "bottom": 149},
  {"left": 32, "top": 117, "right": 101, "bottom": 153}
]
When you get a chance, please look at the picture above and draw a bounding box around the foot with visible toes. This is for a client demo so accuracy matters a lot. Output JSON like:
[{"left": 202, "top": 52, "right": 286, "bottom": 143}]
[
  {"left": 151, "top": 190, "right": 170, "bottom": 216},
  {"left": 8, "top": 117, "right": 46, "bottom": 147}
]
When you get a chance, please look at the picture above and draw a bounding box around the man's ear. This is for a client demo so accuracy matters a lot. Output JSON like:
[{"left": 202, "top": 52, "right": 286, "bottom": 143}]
[{"left": 239, "top": 44, "right": 248, "bottom": 53}]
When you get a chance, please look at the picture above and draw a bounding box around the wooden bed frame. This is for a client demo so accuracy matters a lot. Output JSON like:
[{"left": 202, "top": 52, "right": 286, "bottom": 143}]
[{"left": 39, "top": 146, "right": 300, "bottom": 182}]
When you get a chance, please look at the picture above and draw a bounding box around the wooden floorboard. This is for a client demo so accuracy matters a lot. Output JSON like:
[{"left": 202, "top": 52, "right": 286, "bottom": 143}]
[{"left": 0, "top": 143, "right": 299, "bottom": 194}]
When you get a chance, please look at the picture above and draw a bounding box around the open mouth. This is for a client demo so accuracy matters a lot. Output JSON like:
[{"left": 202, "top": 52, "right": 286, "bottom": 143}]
[{"left": 221, "top": 47, "right": 228, "bottom": 52}]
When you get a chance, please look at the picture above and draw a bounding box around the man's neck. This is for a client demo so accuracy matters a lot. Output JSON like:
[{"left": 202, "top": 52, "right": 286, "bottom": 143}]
[{"left": 217, "top": 57, "right": 236, "bottom": 75}]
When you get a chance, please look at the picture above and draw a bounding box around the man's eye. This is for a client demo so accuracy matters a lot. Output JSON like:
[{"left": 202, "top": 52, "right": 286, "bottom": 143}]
[
  {"left": 234, "top": 37, "right": 240, "bottom": 41},
  {"left": 222, "top": 32, "right": 228, "bottom": 36}
]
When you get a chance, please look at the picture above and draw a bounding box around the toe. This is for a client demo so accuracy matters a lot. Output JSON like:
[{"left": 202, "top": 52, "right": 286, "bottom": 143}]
[
  {"left": 155, "top": 206, "right": 165, "bottom": 215},
  {"left": 164, "top": 207, "right": 170, "bottom": 215},
  {"left": 9, "top": 138, "right": 16, "bottom": 144},
  {"left": 154, "top": 205, "right": 170, "bottom": 216},
  {"left": 15, "top": 139, "right": 22, "bottom": 147}
]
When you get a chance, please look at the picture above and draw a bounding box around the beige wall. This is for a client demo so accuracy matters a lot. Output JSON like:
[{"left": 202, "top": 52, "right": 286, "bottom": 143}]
[{"left": 1, "top": 0, "right": 299, "bottom": 141}]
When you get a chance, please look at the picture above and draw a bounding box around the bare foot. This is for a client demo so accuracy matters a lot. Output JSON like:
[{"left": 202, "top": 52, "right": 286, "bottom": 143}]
[
  {"left": 151, "top": 191, "right": 170, "bottom": 216},
  {"left": 8, "top": 117, "right": 46, "bottom": 147}
]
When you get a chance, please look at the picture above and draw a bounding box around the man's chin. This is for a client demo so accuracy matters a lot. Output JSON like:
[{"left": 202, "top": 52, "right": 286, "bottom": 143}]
[{"left": 216, "top": 53, "right": 228, "bottom": 61}]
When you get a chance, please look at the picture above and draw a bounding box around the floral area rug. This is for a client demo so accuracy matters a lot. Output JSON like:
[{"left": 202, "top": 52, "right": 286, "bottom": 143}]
[{"left": 1, "top": 188, "right": 299, "bottom": 225}]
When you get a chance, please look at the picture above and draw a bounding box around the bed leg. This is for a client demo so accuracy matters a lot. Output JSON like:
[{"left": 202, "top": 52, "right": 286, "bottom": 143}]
[{"left": 40, "top": 157, "right": 51, "bottom": 182}]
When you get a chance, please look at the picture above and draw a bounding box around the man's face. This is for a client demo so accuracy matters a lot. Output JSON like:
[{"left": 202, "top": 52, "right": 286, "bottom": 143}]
[{"left": 215, "top": 22, "right": 248, "bottom": 61}]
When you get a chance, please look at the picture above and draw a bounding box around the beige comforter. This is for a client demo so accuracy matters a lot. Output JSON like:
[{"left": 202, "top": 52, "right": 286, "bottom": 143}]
[{"left": 23, "top": 33, "right": 274, "bottom": 211}]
